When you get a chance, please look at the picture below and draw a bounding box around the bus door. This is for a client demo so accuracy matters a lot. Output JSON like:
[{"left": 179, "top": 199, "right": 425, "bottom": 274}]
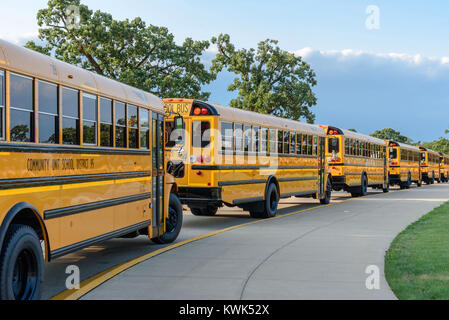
[
  {"left": 318, "top": 137, "right": 326, "bottom": 197},
  {"left": 152, "top": 113, "right": 165, "bottom": 237}
]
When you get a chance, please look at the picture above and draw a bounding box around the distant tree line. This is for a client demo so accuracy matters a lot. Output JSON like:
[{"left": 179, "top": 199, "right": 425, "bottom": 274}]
[{"left": 370, "top": 128, "right": 449, "bottom": 154}]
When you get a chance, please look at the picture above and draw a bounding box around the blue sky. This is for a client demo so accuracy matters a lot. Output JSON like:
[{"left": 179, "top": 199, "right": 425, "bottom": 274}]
[{"left": 1, "top": 0, "right": 449, "bottom": 141}]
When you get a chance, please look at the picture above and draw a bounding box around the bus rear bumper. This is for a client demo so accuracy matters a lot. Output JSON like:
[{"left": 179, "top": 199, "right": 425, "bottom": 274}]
[
  {"left": 178, "top": 187, "right": 222, "bottom": 206},
  {"left": 389, "top": 174, "right": 401, "bottom": 186},
  {"left": 331, "top": 175, "right": 346, "bottom": 191}
]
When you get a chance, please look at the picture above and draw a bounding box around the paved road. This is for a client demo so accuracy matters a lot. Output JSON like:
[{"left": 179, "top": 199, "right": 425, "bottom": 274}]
[
  {"left": 42, "top": 191, "right": 350, "bottom": 299},
  {"left": 78, "top": 183, "right": 449, "bottom": 300}
]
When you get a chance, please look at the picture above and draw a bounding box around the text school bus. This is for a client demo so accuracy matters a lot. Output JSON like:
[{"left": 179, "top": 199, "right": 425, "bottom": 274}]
[
  {"left": 386, "top": 141, "right": 422, "bottom": 188},
  {"left": 0, "top": 40, "right": 184, "bottom": 300},
  {"left": 419, "top": 147, "right": 440, "bottom": 184},
  {"left": 320, "top": 126, "right": 389, "bottom": 196},
  {"left": 164, "top": 99, "right": 332, "bottom": 219}
]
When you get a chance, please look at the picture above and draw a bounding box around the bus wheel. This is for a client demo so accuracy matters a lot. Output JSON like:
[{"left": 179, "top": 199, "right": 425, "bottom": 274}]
[
  {"left": 0, "top": 224, "right": 43, "bottom": 300},
  {"left": 251, "top": 183, "right": 279, "bottom": 219},
  {"left": 320, "top": 179, "right": 332, "bottom": 205},
  {"left": 405, "top": 173, "right": 412, "bottom": 189},
  {"left": 190, "top": 206, "right": 218, "bottom": 217},
  {"left": 417, "top": 180, "right": 422, "bottom": 187},
  {"left": 152, "top": 194, "right": 183, "bottom": 244},
  {"left": 383, "top": 179, "right": 390, "bottom": 193}
]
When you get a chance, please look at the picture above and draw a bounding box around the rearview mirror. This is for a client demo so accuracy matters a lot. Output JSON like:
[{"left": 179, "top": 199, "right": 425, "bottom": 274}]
[{"left": 174, "top": 116, "right": 185, "bottom": 130}]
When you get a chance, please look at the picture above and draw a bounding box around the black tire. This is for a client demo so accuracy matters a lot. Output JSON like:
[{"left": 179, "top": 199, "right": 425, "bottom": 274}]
[
  {"left": 351, "top": 175, "right": 368, "bottom": 197},
  {"left": 152, "top": 194, "right": 183, "bottom": 244},
  {"left": 417, "top": 180, "right": 422, "bottom": 187},
  {"left": 405, "top": 173, "right": 412, "bottom": 189},
  {"left": 320, "top": 178, "right": 332, "bottom": 205},
  {"left": 252, "top": 183, "right": 279, "bottom": 219},
  {"left": 190, "top": 206, "right": 218, "bottom": 217},
  {"left": 0, "top": 224, "right": 44, "bottom": 300},
  {"left": 383, "top": 177, "right": 390, "bottom": 193}
]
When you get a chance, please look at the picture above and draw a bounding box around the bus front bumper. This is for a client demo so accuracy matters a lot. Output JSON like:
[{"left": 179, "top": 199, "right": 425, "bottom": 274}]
[{"left": 178, "top": 187, "right": 222, "bottom": 206}]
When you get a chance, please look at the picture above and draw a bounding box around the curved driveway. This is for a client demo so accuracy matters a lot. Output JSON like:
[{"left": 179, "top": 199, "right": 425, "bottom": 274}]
[{"left": 79, "top": 184, "right": 449, "bottom": 300}]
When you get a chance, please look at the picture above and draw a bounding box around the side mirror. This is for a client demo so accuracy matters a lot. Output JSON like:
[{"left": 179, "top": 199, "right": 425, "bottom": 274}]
[{"left": 174, "top": 116, "right": 185, "bottom": 130}]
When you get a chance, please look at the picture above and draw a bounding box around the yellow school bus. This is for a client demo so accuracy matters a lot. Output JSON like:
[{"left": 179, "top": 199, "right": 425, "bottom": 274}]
[
  {"left": 386, "top": 141, "right": 422, "bottom": 188},
  {"left": 164, "top": 99, "right": 331, "bottom": 219},
  {"left": 0, "top": 40, "right": 183, "bottom": 300},
  {"left": 419, "top": 147, "right": 440, "bottom": 184},
  {"left": 439, "top": 153, "right": 449, "bottom": 183},
  {"left": 320, "top": 126, "right": 388, "bottom": 196}
]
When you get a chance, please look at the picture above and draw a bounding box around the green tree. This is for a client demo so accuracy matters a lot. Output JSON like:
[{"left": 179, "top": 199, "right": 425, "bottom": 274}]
[
  {"left": 25, "top": 0, "right": 215, "bottom": 99},
  {"left": 211, "top": 34, "right": 318, "bottom": 123},
  {"left": 348, "top": 128, "right": 357, "bottom": 132},
  {"left": 421, "top": 138, "right": 449, "bottom": 154},
  {"left": 371, "top": 128, "right": 413, "bottom": 144}
]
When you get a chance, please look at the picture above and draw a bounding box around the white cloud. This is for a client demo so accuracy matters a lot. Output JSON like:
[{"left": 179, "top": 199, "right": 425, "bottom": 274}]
[{"left": 286, "top": 48, "right": 449, "bottom": 142}]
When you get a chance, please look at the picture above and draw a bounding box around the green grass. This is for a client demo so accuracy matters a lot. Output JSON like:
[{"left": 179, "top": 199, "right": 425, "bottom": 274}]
[{"left": 385, "top": 201, "right": 449, "bottom": 300}]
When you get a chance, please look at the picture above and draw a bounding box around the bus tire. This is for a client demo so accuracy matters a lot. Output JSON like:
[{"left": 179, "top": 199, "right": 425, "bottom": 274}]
[
  {"left": 320, "top": 178, "right": 332, "bottom": 205},
  {"left": 417, "top": 180, "right": 422, "bottom": 187},
  {"left": 190, "top": 206, "right": 218, "bottom": 217},
  {"left": 405, "top": 173, "right": 412, "bottom": 189},
  {"left": 152, "top": 194, "right": 183, "bottom": 245},
  {"left": 255, "top": 183, "right": 279, "bottom": 219},
  {"left": 383, "top": 179, "right": 390, "bottom": 193},
  {"left": 0, "top": 224, "right": 43, "bottom": 300}
]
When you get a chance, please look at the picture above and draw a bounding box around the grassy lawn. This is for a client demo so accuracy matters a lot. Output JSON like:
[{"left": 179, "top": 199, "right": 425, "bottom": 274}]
[{"left": 385, "top": 201, "right": 449, "bottom": 300}]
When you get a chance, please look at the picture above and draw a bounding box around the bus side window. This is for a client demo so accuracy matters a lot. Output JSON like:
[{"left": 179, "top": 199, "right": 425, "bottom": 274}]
[
  {"left": 269, "top": 128, "right": 277, "bottom": 154},
  {"left": 0, "top": 70, "right": 4, "bottom": 139},
  {"left": 290, "top": 132, "right": 296, "bottom": 154},
  {"left": 221, "top": 121, "right": 234, "bottom": 152},
  {"left": 82, "top": 93, "right": 97, "bottom": 146},
  {"left": 244, "top": 125, "right": 252, "bottom": 153},
  {"left": 308, "top": 135, "right": 313, "bottom": 155},
  {"left": 283, "top": 131, "right": 290, "bottom": 154},
  {"left": 140, "top": 108, "right": 150, "bottom": 149},
  {"left": 128, "top": 104, "right": 138, "bottom": 149},
  {"left": 296, "top": 133, "right": 302, "bottom": 155},
  {"left": 278, "top": 130, "right": 284, "bottom": 154},
  {"left": 235, "top": 123, "right": 243, "bottom": 152},
  {"left": 302, "top": 134, "right": 308, "bottom": 155},
  {"left": 62, "top": 87, "right": 80, "bottom": 145},
  {"left": 100, "top": 97, "right": 113, "bottom": 147},
  {"left": 38, "top": 80, "right": 58, "bottom": 144},
  {"left": 115, "top": 101, "right": 126, "bottom": 148},
  {"left": 261, "top": 128, "right": 268, "bottom": 154},
  {"left": 313, "top": 136, "right": 318, "bottom": 155},
  {"left": 253, "top": 126, "right": 260, "bottom": 153},
  {"left": 10, "top": 73, "right": 34, "bottom": 142}
]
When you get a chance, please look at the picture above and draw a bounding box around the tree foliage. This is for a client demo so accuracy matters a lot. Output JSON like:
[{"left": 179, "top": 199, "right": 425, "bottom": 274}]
[
  {"left": 420, "top": 138, "right": 449, "bottom": 154},
  {"left": 371, "top": 128, "right": 413, "bottom": 144},
  {"left": 211, "top": 34, "right": 318, "bottom": 123},
  {"left": 25, "top": 0, "right": 215, "bottom": 99}
]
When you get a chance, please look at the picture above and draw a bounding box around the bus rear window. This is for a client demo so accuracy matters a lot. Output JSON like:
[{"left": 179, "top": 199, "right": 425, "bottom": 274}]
[
  {"left": 389, "top": 147, "right": 398, "bottom": 159},
  {"left": 193, "top": 121, "right": 210, "bottom": 148},
  {"left": 328, "top": 138, "right": 339, "bottom": 153}
]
